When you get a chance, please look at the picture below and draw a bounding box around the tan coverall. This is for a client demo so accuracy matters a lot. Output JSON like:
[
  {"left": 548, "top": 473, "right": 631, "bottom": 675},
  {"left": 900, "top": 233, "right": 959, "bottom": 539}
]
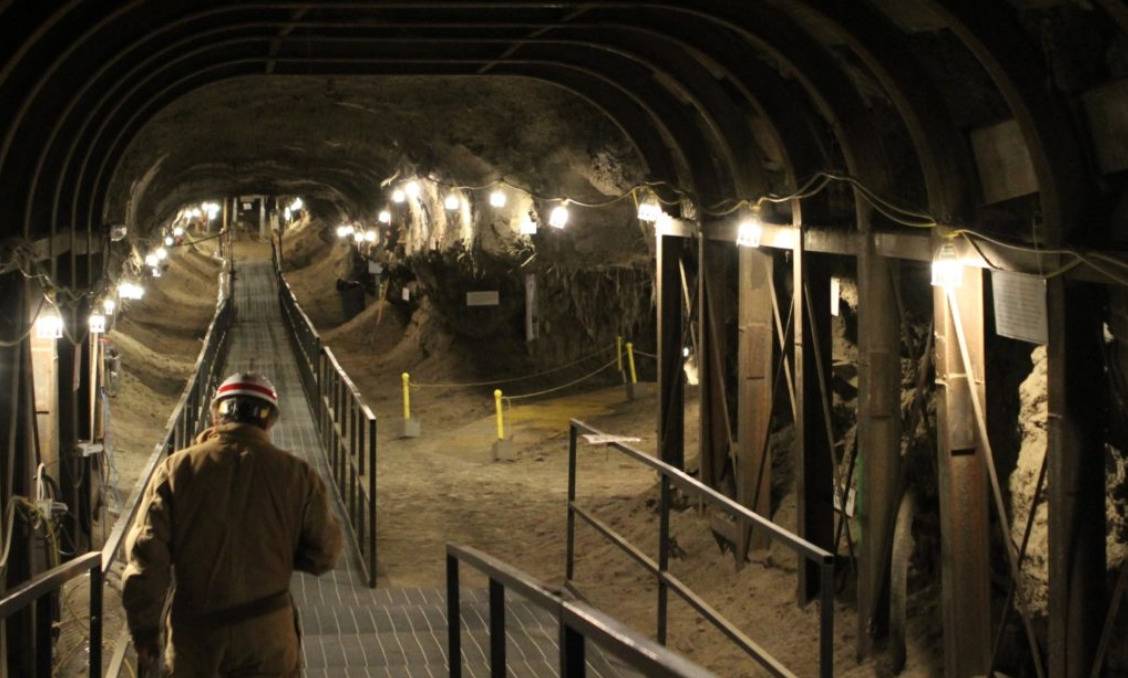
[{"left": 122, "top": 422, "right": 343, "bottom": 676}]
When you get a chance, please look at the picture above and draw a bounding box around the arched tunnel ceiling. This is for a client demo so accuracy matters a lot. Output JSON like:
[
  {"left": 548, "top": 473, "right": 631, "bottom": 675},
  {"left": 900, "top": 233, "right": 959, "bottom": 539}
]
[
  {"left": 1, "top": 0, "right": 1124, "bottom": 265},
  {"left": 108, "top": 75, "right": 647, "bottom": 234}
]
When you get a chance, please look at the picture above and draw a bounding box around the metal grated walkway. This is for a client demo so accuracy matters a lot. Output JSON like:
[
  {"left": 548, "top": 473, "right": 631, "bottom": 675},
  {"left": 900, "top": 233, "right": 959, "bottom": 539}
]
[{"left": 221, "top": 262, "right": 628, "bottom": 677}]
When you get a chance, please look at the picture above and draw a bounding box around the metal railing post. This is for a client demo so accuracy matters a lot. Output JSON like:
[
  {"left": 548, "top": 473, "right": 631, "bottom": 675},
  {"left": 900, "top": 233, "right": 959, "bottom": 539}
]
[
  {"left": 367, "top": 416, "right": 378, "bottom": 587},
  {"left": 566, "top": 422, "right": 578, "bottom": 582},
  {"left": 489, "top": 579, "right": 506, "bottom": 678},
  {"left": 89, "top": 561, "right": 103, "bottom": 678},
  {"left": 447, "top": 555, "right": 461, "bottom": 678},
  {"left": 820, "top": 559, "right": 835, "bottom": 678},
  {"left": 560, "top": 624, "right": 586, "bottom": 678},
  {"left": 657, "top": 473, "right": 671, "bottom": 645}
]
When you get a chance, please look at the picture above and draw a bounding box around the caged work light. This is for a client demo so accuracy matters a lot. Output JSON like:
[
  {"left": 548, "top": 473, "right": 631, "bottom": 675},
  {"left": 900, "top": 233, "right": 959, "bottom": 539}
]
[
  {"left": 36, "top": 313, "right": 64, "bottom": 340},
  {"left": 489, "top": 190, "right": 508, "bottom": 208},
  {"left": 931, "top": 243, "right": 963, "bottom": 289},
  {"left": 549, "top": 204, "right": 570, "bottom": 229},
  {"left": 736, "top": 214, "right": 763, "bottom": 248},
  {"left": 637, "top": 201, "right": 662, "bottom": 223},
  {"left": 88, "top": 314, "right": 107, "bottom": 334}
]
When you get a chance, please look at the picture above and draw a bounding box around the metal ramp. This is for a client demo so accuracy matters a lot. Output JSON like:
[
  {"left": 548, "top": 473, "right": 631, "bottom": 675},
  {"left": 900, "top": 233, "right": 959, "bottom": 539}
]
[{"left": 223, "top": 262, "right": 627, "bottom": 677}]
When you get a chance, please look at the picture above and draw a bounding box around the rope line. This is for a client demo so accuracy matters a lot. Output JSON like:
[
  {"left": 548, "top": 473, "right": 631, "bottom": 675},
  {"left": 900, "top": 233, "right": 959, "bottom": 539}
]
[
  {"left": 502, "top": 357, "right": 619, "bottom": 402},
  {"left": 409, "top": 344, "right": 616, "bottom": 389}
]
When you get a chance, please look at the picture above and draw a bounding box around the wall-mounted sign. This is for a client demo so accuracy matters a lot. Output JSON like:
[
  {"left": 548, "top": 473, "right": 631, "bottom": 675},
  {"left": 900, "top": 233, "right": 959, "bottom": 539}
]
[
  {"left": 991, "top": 270, "right": 1048, "bottom": 345},
  {"left": 466, "top": 291, "right": 500, "bottom": 307}
]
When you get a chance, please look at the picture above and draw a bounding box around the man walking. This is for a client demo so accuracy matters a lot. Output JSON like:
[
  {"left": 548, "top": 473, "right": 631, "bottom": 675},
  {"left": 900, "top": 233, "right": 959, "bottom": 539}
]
[{"left": 122, "top": 372, "right": 343, "bottom": 676}]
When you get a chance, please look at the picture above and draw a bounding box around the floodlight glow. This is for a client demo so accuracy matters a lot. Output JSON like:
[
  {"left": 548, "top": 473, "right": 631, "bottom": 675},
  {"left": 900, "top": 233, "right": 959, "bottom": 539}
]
[
  {"left": 736, "top": 216, "right": 763, "bottom": 248},
  {"left": 378, "top": 209, "right": 392, "bottom": 224},
  {"left": 364, "top": 230, "right": 378, "bottom": 243},
  {"left": 519, "top": 216, "right": 538, "bottom": 235},
  {"left": 931, "top": 243, "right": 963, "bottom": 289},
  {"left": 549, "top": 205, "right": 570, "bottom": 229},
  {"left": 144, "top": 253, "right": 159, "bottom": 267},
  {"left": 284, "top": 207, "right": 292, "bottom": 221},
  {"left": 682, "top": 347, "right": 690, "bottom": 358},
  {"left": 156, "top": 247, "right": 168, "bottom": 260},
  {"left": 151, "top": 267, "right": 162, "bottom": 278},
  {"left": 392, "top": 189, "right": 406, "bottom": 204},
  {"left": 117, "top": 282, "right": 145, "bottom": 300},
  {"left": 655, "top": 213, "right": 674, "bottom": 236},
  {"left": 353, "top": 231, "right": 365, "bottom": 243},
  {"left": 174, "top": 225, "right": 186, "bottom": 237},
  {"left": 36, "top": 313, "right": 64, "bottom": 340},
  {"left": 102, "top": 298, "right": 116, "bottom": 314},
  {"left": 489, "top": 190, "right": 507, "bottom": 208},
  {"left": 164, "top": 236, "right": 175, "bottom": 246},
  {"left": 405, "top": 181, "right": 421, "bottom": 199},
  {"left": 290, "top": 197, "right": 304, "bottom": 211},
  {"left": 444, "top": 194, "right": 461, "bottom": 211},
  {"left": 336, "top": 224, "right": 354, "bottom": 239},
  {"left": 189, "top": 208, "right": 202, "bottom": 219},
  {"left": 88, "top": 314, "right": 107, "bottom": 334},
  {"left": 637, "top": 202, "right": 662, "bottom": 223},
  {"left": 203, "top": 203, "right": 220, "bottom": 220}
]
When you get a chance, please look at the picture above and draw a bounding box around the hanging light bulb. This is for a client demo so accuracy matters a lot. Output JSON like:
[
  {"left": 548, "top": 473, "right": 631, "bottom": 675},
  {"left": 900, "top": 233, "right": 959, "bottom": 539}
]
[
  {"left": 519, "top": 215, "right": 538, "bottom": 235},
  {"left": 444, "top": 194, "right": 461, "bottom": 211},
  {"left": 637, "top": 201, "right": 662, "bottom": 223},
  {"left": 405, "top": 181, "right": 421, "bottom": 199},
  {"left": 173, "top": 226, "right": 185, "bottom": 237},
  {"left": 931, "top": 242, "right": 963, "bottom": 289},
  {"left": 392, "top": 189, "right": 406, "bottom": 204},
  {"left": 36, "top": 312, "right": 64, "bottom": 340},
  {"left": 549, "top": 204, "right": 570, "bottom": 229},
  {"left": 144, "top": 253, "right": 159, "bottom": 267},
  {"left": 489, "top": 190, "right": 507, "bottom": 208},
  {"left": 364, "top": 229, "right": 378, "bottom": 243},
  {"left": 353, "top": 230, "right": 365, "bottom": 243},
  {"left": 156, "top": 247, "right": 168, "bottom": 260},
  {"left": 736, "top": 214, "right": 763, "bottom": 248},
  {"left": 88, "top": 313, "right": 107, "bottom": 334},
  {"left": 378, "top": 209, "right": 392, "bottom": 224},
  {"left": 164, "top": 235, "right": 175, "bottom": 247},
  {"left": 102, "top": 298, "right": 116, "bottom": 314},
  {"left": 118, "top": 282, "right": 145, "bottom": 300}
]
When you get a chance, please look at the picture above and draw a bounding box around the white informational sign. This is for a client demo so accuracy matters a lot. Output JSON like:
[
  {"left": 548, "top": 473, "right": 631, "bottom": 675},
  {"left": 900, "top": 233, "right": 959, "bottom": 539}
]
[
  {"left": 402, "top": 287, "right": 411, "bottom": 302},
  {"left": 525, "top": 274, "right": 538, "bottom": 342},
  {"left": 466, "top": 291, "right": 500, "bottom": 307},
  {"left": 368, "top": 261, "right": 382, "bottom": 275},
  {"left": 991, "top": 270, "right": 1048, "bottom": 345},
  {"left": 582, "top": 434, "right": 643, "bottom": 446},
  {"left": 830, "top": 277, "right": 841, "bottom": 317}
]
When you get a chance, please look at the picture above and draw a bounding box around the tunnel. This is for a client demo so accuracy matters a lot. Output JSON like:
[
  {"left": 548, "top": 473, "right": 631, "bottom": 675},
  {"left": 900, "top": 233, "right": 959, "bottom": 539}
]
[{"left": 0, "top": 1, "right": 1127, "bottom": 676}]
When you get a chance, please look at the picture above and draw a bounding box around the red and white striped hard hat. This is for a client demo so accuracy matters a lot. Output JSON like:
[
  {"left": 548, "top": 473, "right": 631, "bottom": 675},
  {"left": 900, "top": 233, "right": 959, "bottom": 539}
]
[{"left": 213, "top": 372, "right": 279, "bottom": 408}]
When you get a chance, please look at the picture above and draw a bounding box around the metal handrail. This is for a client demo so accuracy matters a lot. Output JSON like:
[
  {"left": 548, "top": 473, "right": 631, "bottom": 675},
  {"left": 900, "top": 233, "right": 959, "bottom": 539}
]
[
  {"left": 566, "top": 419, "right": 836, "bottom": 678},
  {"left": 272, "top": 245, "right": 378, "bottom": 587},
  {"left": 446, "top": 542, "right": 714, "bottom": 678},
  {"left": 102, "top": 271, "right": 235, "bottom": 677},
  {"left": 0, "top": 551, "right": 103, "bottom": 678}
]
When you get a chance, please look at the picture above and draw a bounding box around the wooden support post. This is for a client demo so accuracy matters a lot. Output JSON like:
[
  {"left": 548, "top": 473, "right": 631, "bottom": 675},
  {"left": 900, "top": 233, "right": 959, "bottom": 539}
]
[
  {"left": 1047, "top": 277, "right": 1105, "bottom": 678},
  {"left": 795, "top": 251, "right": 834, "bottom": 603},
  {"left": 738, "top": 247, "right": 774, "bottom": 551},
  {"left": 698, "top": 238, "right": 731, "bottom": 491},
  {"left": 657, "top": 234, "right": 686, "bottom": 470},
  {"left": 857, "top": 246, "right": 902, "bottom": 653},
  {"left": 934, "top": 267, "right": 991, "bottom": 676}
]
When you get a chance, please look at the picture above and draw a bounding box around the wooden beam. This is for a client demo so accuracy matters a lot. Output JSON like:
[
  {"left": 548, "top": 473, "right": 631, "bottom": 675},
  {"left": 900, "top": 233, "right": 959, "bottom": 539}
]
[
  {"left": 934, "top": 266, "right": 991, "bottom": 676},
  {"left": 1047, "top": 278, "right": 1105, "bottom": 677},
  {"left": 737, "top": 248, "right": 773, "bottom": 552},
  {"left": 657, "top": 234, "right": 686, "bottom": 470}
]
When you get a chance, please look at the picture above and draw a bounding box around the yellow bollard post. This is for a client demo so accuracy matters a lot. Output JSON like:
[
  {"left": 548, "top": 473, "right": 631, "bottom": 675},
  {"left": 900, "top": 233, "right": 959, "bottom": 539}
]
[
  {"left": 494, "top": 389, "right": 505, "bottom": 440},
  {"left": 402, "top": 372, "right": 411, "bottom": 420},
  {"left": 400, "top": 372, "right": 420, "bottom": 438},
  {"left": 616, "top": 336, "right": 624, "bottom": 373},
  {"left": 492, "top": 389, "right": 513, "bottom": 461},
  {"left": 625, "top": 341, "right": 638, "bottom": 400}
]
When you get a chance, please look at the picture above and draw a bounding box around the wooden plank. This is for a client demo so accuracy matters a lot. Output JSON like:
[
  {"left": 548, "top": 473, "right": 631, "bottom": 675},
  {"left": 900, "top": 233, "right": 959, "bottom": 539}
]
[{"left": 737, "top": 248, "right": 773, "bottom": 552}]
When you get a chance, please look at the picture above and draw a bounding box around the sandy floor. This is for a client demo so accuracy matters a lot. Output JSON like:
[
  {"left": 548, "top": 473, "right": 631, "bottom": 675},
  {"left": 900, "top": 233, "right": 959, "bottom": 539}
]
[{"left": 281, "top": 233, "right": 942, "bottom": 677}]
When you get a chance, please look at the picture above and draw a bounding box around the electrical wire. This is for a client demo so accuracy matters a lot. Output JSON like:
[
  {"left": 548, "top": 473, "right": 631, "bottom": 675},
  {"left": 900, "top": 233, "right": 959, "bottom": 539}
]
[
  {"left": 417, "top": 174, "right": 688, "bottom": 208},
  {"left": 502, "top": 356, "right": 619, "bottom": 402},
  {"left": 409, "top": 344, "right": 615, "bottom": 389}
]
